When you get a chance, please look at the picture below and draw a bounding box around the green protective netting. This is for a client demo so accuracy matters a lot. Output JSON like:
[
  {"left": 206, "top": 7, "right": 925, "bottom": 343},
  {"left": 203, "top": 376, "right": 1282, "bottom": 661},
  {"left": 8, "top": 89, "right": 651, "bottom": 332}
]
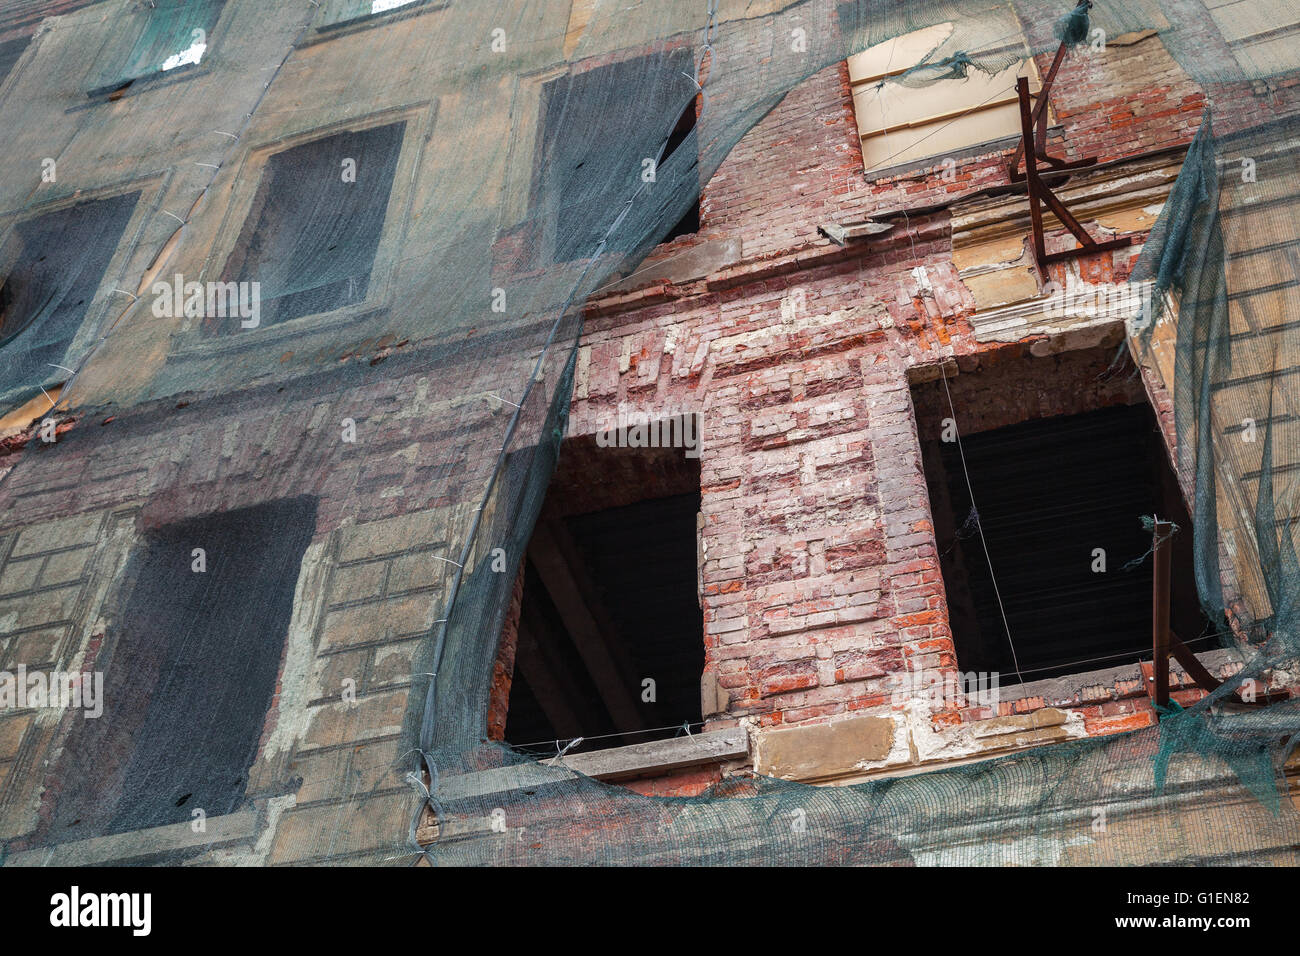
[
  {"left": 0, "top": 0, "right": 1297, "bottom": 866},
  {"left": 85, "top": 0, "right": 224, "bottom": 95}
]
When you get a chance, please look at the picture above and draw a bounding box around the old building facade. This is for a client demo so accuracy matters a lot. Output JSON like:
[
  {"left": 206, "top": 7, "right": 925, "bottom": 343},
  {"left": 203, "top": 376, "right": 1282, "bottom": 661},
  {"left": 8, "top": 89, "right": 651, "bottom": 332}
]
[{"left": 0, "top": 0, "right": 1298, "bottom": 866}]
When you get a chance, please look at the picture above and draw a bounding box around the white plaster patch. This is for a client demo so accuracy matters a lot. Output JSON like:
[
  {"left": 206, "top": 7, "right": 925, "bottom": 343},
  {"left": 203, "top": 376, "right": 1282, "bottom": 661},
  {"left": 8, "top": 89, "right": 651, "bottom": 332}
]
[{"left": 260, "top": 539, "right": 332, "bottom": 765}]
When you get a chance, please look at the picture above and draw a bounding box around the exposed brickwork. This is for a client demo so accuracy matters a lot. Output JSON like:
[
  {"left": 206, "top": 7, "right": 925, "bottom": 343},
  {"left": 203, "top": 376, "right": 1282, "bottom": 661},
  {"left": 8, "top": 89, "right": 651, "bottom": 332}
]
[
  {"left": 1, "top": 0, "right": 1297, "bottom": 867},
  {"left": 567, "top": 11, "right": 1300, "bottom": 788}
]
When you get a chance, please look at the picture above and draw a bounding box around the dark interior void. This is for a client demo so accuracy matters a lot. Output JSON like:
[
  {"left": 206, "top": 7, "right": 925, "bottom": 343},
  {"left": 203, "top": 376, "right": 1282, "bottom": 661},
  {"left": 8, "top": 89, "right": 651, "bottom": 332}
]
[
  {"left": 43, "top": 497, "right": 316, "bottom": 846},
  {"left": 0, "top": 191, "right": 140, "bottom": 405},
  {"left": 0, "top": 35, "right": 29, "bottom": 86},
  {"left": 919, "top": 402, "right": 1205, "bottom": 683},
  {"left": 214, "top": 120, "right": 405, "bottom": 332},
  {"left": 536, "top": 47, "right": 697, "bottom": 262},
  {"left": 661, "top": 99, "right": 701, "bottom": 242},
  {"left": 504, "top": 440, "right": 703, "bottom": 755}
]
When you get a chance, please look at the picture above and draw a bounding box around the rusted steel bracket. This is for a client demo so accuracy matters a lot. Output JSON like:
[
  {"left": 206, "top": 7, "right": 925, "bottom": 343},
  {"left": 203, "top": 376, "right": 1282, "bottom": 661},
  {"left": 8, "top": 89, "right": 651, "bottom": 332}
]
[
  {"left": 1145, "top": 518, "right": 1287, "bottom": 708},
  {"left": 1007, "top": 25, "right": 1134, "bottom": 271}
]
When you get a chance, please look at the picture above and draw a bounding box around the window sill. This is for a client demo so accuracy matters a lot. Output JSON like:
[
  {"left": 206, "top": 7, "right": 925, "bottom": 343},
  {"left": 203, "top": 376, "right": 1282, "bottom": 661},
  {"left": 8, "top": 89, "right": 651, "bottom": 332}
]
[
  {"left": 169, "top": 305, "right": 390, "bottom": 361},
  {"left": 3, "top": 809, "right": 259, "bottom": 866},
  {"left": 299, "top": 1, "right": 450, "bottom": 47},
  {"left": 70, "top": 65, "right": 211, "bottom": 112},
  {"left": 993, "top": 646, "right": 1247, "bottom": 715},
  {"left": 437, "top": 728, "right": 749, "bottom": 802}
]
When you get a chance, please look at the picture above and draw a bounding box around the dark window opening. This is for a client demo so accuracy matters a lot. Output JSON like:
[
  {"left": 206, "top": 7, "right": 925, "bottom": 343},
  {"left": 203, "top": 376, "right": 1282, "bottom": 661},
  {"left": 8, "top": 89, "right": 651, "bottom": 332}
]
[
  {"left": 660, "top": 99, "right": 700, "bottom": 243},
  {"left": 534, "top": 48, "right": 696, "bottom": 262},
  {"left": 0, "top": 191, "right": 140, "bottom": 406},
  {"left": 915, "top": 376, "right": 1205, "bottom": 683},
  {"left": 315, "top": 0, "right": 435, "bottom": 32},
  {"left": 43, "top": 497, "right": 317, "bottom": 847},
  {"left": 503, "top": 431, "right": 704, "bottom": 755},
  {"left": 0, "top": 35, "right": 30, "bottom": 86},
  {"left": 213, "top": 121, "right": 405, "bottom": 333},
  {"left": 86, "top": 0, "right": 225, "bottom": 98}
]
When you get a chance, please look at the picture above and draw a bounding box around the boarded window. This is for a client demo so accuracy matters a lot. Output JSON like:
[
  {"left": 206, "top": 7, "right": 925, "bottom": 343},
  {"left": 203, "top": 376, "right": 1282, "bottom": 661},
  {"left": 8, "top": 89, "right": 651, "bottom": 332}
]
[
  {"left": 44, "top": 498, "right": 317, "bottom": 846},
  {"left": 86, "top": 0, "right": 225, "bottom": 97},
  {"left": 214, "top": 121, "right": 406, "bottom": 332},
  {"left": 0, "top": 191, "right": 140, "bottom": 407},
  {"left": 842, "top": 10, "right": 1043, "bottom": 175}
]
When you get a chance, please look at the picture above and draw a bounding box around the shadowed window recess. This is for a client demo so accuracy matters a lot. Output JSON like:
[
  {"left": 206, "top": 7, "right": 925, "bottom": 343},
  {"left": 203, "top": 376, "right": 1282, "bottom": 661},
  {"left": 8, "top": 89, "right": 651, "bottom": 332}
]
[
  {"left": 503, "top": 434, "right": 704, "bottom": 756},
  {"left": 0, "top": 191, "right": 140, "bottom": 409},
  {"left": 0, "top": 35, "right": 29, "bottom": 86},
  {"left": 660, "top": 95, "right": 701, "bottom": 242},
  {"left": 919, "top": 401, "right": 1205, "bottom": 682},
  {"left": 214, "top": 120, "right": 406, "bottom": 332},
  {"left": 533, "top": 46, "right": 699, "bottom": 263},
  {"left": 42, "top": 498, "right": 317, "bottom": 849},
  {"left": 85, "top": 0, "right": 226, "bottom": 97},
  {"left": 314, "top": 0, "right": 436, "bottom": 31}
]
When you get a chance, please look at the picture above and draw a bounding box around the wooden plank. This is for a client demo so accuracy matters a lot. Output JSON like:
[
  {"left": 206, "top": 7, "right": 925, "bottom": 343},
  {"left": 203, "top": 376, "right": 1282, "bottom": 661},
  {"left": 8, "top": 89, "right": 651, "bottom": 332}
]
[
  {"left": 544, "top": 726, "right": 748, "bottom": 780},
  {"left": 435, "top": 728, "right": 749, "bottom": 802}
]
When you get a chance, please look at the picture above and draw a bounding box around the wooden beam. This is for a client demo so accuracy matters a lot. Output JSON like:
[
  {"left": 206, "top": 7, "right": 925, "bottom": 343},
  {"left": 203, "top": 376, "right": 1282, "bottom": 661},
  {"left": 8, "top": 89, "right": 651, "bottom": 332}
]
[
  {"left": 526, "top": 516, "right": 647, "bottom": 731},
  {"left": 434, "top": 729, "right": 749, "bottom": 802},
  {"left": 514, "top": 606, "right": 594, "bottom": 741},
  {"left": 544, "top": 727, "right": 748, "bottom": 780}
]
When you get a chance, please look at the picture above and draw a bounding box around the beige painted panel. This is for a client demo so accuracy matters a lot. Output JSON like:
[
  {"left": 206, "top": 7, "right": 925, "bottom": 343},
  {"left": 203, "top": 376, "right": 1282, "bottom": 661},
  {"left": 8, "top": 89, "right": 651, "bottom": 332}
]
[
  {"left": 846, "top": 22, "right": 955, "bottom": 84},
  {"left": 1229, "top": 287, "right": 1300, "bottom": 336},
  {"left": 564, "top": 0, "right": 597, "bottom": 58},
  {"left": 860, "top": 96, "right": 1024, "bottom": 171},
  {"left": 1224, "top": 206, "right": 1300, "bottom": 255}
]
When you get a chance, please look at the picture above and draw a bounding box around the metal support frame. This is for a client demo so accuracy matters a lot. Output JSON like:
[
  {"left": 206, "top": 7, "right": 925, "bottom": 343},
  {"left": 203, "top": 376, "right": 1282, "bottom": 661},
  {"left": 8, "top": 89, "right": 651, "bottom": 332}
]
[
  {"left": 1145, "top": 518, "right": 1287, "bottom": 708},
  {"left": 1007, "top": 13, "right": 1135, "bottom": 272}
]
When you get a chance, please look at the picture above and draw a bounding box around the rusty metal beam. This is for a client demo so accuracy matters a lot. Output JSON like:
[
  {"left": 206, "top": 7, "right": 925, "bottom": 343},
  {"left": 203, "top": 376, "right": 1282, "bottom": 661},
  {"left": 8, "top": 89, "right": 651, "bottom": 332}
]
[
  {"left": 1152, "top": 518, "right": 1173, "bottom": 707},
  {"left": 1148, "top": 518, "right": 1289, "bottom": 709},
  {"left": 1012, "top": 75, "right": 1135, "bottom": 272}
]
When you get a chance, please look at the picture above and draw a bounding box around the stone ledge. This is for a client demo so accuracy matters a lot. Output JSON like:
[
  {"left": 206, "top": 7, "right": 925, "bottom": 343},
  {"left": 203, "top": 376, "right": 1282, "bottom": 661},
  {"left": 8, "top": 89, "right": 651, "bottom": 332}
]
[
  {"left": 755, "top": 715, "right": 894, "bottom": 782},
  {"left": 3, "top": 809, "right": 260, "bottom": 866},
  {"left": 436, "top": 728, "right": 750, "bottom": 802}
]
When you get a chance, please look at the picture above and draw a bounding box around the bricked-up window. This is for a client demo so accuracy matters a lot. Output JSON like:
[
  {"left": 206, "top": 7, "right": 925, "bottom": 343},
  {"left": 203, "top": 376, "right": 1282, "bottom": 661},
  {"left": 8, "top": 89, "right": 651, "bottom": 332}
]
[
  {"left": 839, "top": 7, "right": 1044, "bottom": 175},
  {"left": 0, "top": 191, "right": 140, "bottom": 408},
  {"left": 534, "top": 47, "right": 697, "bottom": 262},
  {"left": 916, "top": 394, "right": 1204, "bottom": 684},
  {"left": 44, "top": 498, "right": 317, "bottom": 846},
  {"left": 502, "top": 430, "right": 704, "bottom": 755},
  {"left": 85, "top": 0, "right": 226, "bottom": 98},
  {"left": 213, "top": 121, "right": 405, "bottom": 333}
]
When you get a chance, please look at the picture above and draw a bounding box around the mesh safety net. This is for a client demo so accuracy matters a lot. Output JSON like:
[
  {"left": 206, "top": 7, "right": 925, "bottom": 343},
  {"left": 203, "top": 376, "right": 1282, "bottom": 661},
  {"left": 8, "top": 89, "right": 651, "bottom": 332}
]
[{"left": 0, "top": 0, "right": 1297, "bottom": 866}]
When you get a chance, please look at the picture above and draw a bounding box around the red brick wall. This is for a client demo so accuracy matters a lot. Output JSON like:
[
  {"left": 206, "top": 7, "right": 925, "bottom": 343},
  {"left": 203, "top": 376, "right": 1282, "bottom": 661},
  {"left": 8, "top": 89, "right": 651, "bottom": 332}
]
[{"left": 569, "top": 19, "right": 1254, "bottom": 746}]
